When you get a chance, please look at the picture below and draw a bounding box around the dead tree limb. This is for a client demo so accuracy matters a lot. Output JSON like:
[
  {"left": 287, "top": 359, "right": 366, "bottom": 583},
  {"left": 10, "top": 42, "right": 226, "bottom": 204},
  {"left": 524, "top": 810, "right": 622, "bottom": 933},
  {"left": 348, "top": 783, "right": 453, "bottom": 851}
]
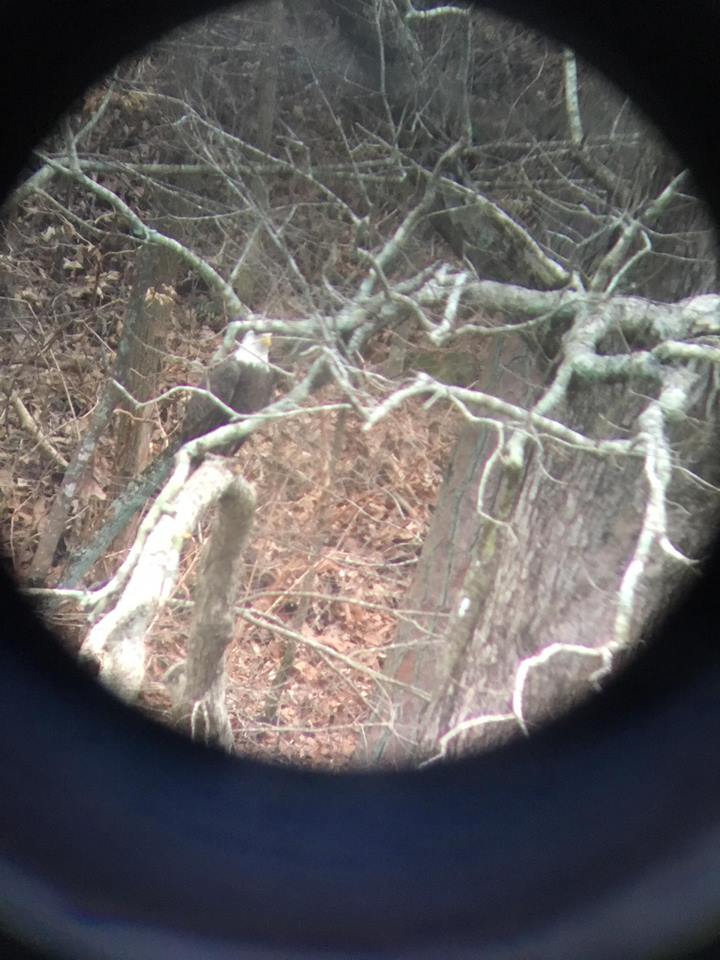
[
  {"left": 79, "top": 458, "right": 244, "bottom": 701},
  {"left": 170, "top": 474, "right": 256, "bottom": 750}
]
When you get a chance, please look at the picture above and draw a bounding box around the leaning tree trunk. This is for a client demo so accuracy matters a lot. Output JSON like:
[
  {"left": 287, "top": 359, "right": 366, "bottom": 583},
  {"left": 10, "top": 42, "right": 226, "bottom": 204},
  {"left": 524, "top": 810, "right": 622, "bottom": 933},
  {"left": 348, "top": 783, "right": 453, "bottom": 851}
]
[{"left": 360, "top": 331, "right": 540, "bottom": 764}]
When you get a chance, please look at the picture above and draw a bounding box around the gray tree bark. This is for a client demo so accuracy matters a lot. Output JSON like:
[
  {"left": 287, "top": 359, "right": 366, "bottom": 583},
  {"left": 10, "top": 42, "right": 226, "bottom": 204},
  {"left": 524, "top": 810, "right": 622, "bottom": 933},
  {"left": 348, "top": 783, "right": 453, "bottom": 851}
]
[{"left": 364, "top": 363, "right": 720, "bottom": 766}]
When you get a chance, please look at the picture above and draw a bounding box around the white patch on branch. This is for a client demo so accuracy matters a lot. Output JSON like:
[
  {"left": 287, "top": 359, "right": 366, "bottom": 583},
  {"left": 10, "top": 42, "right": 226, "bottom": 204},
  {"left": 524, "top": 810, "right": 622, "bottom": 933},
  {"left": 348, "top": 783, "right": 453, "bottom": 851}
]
[
  {"left": 563, "top": 48, "right": 583, "bottom": 146},
  {"left": 429, "top": 269, "right": 470, "bottom": 344},
  {"left": 512, "top": 643, "right": 611, "bottom": 734},
  {"left": 458, "top": 596, "right": 471, "bottom": 618},
  {"left": 404, "top": 4, "right": 470, "bottom": 20},
  {"left": 614, "top": 368, "right": 698, "bottom": 649}
]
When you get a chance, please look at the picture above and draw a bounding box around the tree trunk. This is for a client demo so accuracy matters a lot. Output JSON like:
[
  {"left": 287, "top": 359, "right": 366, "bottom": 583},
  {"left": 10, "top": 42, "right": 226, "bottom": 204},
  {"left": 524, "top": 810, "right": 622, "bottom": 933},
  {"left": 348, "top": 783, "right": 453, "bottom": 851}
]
[
  {"left": 360, "top": 332, "right": 540, "bottom": 764},
  {"left": 171, "top": 476, "right": 256, "bottom": 750},
  {"left": 113, "top": 242, "right": 176, "bottom": 491},
  {"left": 233, "top": 0, "right": 283, "bottom": 307},
  {"left": 365, "top": 361, "right": 720, "bottom": 766}
]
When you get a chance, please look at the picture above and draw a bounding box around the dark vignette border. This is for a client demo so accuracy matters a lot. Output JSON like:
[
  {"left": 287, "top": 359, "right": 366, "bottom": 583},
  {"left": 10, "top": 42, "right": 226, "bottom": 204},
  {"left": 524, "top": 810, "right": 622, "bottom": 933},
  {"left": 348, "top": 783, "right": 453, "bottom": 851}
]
[{"left": 1, "top": 2, "right": 720, "bottom": 958}]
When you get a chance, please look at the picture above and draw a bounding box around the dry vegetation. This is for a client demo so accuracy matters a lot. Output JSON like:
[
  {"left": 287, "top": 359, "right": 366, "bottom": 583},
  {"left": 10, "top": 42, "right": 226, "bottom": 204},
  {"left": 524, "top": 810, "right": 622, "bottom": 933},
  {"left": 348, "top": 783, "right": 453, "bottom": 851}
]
[
  {"left": 1, "top": 184, "right": 458, "bottom": 766},
  {"left": 6, "top": 3, "right": 716, "bottom": 769},
  {"left": 141, "top": 393, "right": 455, "bottom": 766}
]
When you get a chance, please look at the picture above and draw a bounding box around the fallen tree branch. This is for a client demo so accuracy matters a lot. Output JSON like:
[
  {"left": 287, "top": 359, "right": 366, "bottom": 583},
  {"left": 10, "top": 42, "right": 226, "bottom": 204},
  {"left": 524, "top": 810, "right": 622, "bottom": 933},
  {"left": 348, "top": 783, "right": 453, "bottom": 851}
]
[
  {"left": 170, "top": 474, "right": 256, "bottom": 750},
  {"left": 10, "top": 391, "right": 68, "bottom": 468},
  {"left": 79, "top": 458, "right": 244, "bottom": 701}
]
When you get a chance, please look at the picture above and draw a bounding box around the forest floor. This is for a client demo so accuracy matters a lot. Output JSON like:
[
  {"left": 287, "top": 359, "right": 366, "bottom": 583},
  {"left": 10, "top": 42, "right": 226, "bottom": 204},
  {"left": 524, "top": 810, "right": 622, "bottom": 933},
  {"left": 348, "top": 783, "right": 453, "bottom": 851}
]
[{"left": 2, "top": 267, "right": 457, "bottom": 766}]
